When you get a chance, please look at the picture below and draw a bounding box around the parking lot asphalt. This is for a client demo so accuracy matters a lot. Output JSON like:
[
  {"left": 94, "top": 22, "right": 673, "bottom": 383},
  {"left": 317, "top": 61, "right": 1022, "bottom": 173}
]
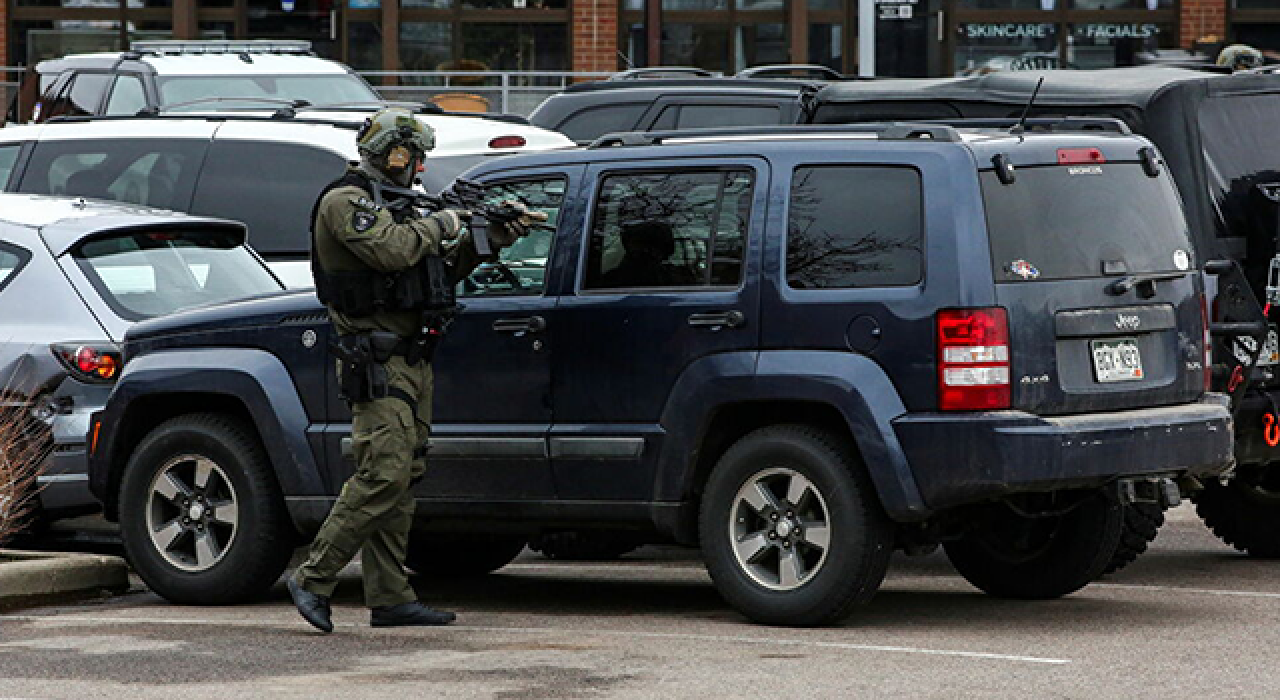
[{"left": 1, "top": 504, "right": 1278, "bottom": 700}]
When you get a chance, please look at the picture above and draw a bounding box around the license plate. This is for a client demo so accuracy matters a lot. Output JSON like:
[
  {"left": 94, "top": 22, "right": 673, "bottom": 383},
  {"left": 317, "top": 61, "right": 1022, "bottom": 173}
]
[{"left": 1091, "top": 338, "right": 1144, "bottom": 383}]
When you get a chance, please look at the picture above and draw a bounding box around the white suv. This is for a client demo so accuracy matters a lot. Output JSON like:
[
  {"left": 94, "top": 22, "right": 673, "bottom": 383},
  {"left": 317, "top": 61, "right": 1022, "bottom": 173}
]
[
  {"left": 0, "top": 109, "right": 575, "bottom": 287},
  {"left": 19, "top": 40, "right": 381, "bottom": 124}
]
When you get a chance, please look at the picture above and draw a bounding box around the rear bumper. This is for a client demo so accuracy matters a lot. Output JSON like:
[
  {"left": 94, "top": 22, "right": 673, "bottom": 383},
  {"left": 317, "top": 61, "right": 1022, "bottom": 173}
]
[{"left": 893, "top": 395, "right": 1233, "bottom": 511}]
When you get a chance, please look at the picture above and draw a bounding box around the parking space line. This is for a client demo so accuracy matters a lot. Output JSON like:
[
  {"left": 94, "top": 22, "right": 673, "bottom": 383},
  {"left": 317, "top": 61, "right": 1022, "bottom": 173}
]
[
  {"left": 1092, "top": 582, "right": 1280, "bottom": 600},
  {"left": 0, "top": 614, "right": 1070, "bottom": 665}
]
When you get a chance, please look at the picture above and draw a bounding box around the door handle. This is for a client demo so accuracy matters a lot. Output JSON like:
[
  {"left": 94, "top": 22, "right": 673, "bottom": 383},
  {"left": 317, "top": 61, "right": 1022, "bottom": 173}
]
[
  {"left": 492, "top": 315, "right": 546, "bottom": 334},
  {"left": 688, "top": 310, "right": 746, "bottom": 329}
]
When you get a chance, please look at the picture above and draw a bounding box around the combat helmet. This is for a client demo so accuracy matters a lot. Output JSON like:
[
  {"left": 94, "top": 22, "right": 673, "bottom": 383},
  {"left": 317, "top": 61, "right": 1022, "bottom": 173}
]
[
  {"left": 357, "top": 107, "right": 436, "bottom": 171},
  {"left": 1217, "top": 44, "right": 1264, "bottom": 72}
]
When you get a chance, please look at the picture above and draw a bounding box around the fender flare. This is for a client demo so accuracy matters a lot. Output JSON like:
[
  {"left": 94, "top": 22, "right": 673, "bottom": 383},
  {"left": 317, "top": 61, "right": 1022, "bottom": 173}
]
[
  {"left": 103, "top": 347, "right": 324, "bottom": 509},
  {"left": 656, "top": 350, "right": 928, "bottom": 522}
]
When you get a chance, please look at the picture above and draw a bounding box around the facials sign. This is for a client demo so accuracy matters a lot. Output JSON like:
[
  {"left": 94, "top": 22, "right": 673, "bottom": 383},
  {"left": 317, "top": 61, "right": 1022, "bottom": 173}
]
[{"left": 1074, "top": 24, "right": 1161, "bottom": 40}]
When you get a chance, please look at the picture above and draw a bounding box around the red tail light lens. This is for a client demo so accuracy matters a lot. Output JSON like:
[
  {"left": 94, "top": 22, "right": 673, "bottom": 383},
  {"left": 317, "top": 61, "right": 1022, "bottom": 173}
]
[
  {"left": 488, "top": 135, "right": 527, "bottom": 149},
  {"left": 937, "top": 308, "right": 1011, "bottom": 411},
  {"left": 52, "top": 343, "right": 122, "bottom": 383},
  {"left": 1200, "top": 294, "right": 1213, "bottom": 393},
  {"left": 1057, "top": 148, "right": 1106, "bottom": 165}
]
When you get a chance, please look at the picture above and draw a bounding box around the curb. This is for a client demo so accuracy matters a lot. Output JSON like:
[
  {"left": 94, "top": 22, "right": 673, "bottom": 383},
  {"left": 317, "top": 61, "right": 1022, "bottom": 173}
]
[{"left": 0, "top": 549, "right": 130, "bottom": 611}]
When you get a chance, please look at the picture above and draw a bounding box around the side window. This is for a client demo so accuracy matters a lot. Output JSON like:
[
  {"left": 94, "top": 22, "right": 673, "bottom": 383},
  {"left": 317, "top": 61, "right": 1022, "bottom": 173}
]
[
  {"left": 17, "top": 139, "right": 207, "bottom": 209},
  {"left": 190, "top": 141, "right": 348, "bottom": 256},
  {"left": 584, "top": 169, "right": 754, "bottom": 291},
  {"left": 42, "top": 73, "right": 112, "bottom": 120},
  {"left": 557, "top": 104, "right": 648, "bottom": 143},
  {"left": 0, "top": 144, "right": 22, "bottom": 189},
  {"left": 0, "top": 243, "right": 31, "bottom": 294},
  {"left": 104, "top": 76, "right": 148, "bottom": 116},
  {"left": 786, "top": 165, "right": 923, "bottom": 289},
  {"left": 676, "top": 105, "right": 781, "bottom": 129},
  {"left": 458, "top": 178, "right": 565, "bottom": 298}
]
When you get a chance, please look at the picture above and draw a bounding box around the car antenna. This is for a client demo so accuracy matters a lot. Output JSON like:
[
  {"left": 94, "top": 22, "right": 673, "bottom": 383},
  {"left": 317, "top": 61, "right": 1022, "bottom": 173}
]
[
  {"left": 1010, "top": 76, "right": 1045, "bottom": 139},
  {"left": 617, "top": 50, "right": 635, "bottom": 70}
]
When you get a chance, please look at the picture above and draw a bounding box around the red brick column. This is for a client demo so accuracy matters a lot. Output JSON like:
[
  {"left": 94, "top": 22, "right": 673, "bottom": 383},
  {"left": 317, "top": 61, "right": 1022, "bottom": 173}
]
[
  {"left": 572, "top": 0, "right": 619, "bottom": 74},
  {"left": 1180, "top": 0, "right": 1227, "bottom": 49},
  {"left": 1, "top": 0, "right": 8, "bottom": 66}
]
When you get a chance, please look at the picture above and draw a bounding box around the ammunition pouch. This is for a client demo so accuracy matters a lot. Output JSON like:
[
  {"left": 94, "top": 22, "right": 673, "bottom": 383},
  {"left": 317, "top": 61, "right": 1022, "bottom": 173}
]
[{"left": 316, "top": 256, "right": 456, "bottom": 318}]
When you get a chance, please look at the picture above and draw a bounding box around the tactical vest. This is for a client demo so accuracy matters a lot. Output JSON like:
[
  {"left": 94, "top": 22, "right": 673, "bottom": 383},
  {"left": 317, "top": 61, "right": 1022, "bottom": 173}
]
[{"left": 309, "top": 169, "right": 455, "bottom": 318}]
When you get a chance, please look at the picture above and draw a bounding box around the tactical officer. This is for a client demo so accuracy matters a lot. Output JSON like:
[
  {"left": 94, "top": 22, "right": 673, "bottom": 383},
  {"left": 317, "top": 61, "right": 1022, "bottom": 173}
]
[{"left": 287, "top": 107, "right": 544, "bottom": 633}]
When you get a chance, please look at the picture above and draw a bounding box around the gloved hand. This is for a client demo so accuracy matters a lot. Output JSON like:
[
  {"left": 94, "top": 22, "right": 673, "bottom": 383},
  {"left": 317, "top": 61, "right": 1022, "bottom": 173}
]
[
  {"left": 435, "top": 209, "right": 470, "bottom": 240},
  {"left": 489, "top": 200, "right": 548, "bottom": 247}
]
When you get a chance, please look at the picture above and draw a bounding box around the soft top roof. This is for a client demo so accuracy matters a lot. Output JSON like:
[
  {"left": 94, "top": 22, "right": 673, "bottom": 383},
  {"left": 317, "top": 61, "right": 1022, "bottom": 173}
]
[{"left": 813, "top": 67, "right": 1280, "bottom": 109}]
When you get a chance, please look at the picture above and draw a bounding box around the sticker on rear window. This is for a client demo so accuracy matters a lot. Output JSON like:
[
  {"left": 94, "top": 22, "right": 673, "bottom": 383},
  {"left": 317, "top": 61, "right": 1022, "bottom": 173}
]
[
  {"left": 1007, "top": 259, "right": 1040, "bottom": 280},
  {"left": 1067, "top": 166, "right": 1104, "bottom": 176},
  {"left": 1174, "top": 249, "right": 1190, "bottom": 271}
]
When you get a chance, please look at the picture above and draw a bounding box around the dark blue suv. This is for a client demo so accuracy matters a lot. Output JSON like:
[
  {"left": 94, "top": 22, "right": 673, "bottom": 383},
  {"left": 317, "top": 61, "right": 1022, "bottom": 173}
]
[{"left": 89, "top": 122, "right": 1233, "bottom": 626}]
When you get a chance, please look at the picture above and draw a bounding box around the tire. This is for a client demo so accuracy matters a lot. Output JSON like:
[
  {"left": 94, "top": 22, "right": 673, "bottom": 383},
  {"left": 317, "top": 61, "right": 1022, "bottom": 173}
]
[
  {"left": 529, "top": 531, "right": 643, "bottom": 561},
  {"left": 699, "top": 424, "right": 893, "bottom": 627},
  {"left": 1194, "top": 467, "right": 1280, "bottom": 558},
  {"left": 1103, "top": 502, "right": 1165, "bottom": 575},
  {"left": 405, "top": 531, "right": 527, "bottom": 577},
  {"left": 944, "top": 490, "right": 1124, "bottom": 599},
  {"left": 118, "top": 413, "right": 294, "bottom": 604}
]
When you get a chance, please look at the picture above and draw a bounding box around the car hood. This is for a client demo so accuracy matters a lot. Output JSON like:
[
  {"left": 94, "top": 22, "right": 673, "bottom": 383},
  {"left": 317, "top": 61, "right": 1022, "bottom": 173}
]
[{"left": 126, "top": 290, "right": 325, "bottom": 344}]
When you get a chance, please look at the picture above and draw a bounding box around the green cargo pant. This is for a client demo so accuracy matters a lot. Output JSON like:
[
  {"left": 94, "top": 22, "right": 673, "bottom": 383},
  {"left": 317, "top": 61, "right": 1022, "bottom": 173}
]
[{"left": 295, "top": 355, "right": 433, "bottom": 608}]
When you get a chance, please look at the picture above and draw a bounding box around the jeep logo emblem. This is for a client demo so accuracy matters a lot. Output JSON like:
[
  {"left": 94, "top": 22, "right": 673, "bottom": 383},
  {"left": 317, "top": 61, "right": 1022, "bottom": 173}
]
[{"left": 1115, "top": 314, "right": 1141, "bottom": 331}]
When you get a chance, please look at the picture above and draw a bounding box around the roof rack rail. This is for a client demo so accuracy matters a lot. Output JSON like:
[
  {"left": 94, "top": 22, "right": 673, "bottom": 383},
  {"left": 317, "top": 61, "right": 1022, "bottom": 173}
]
[
  {"left": 609, "top": 66, "right": 721, "bottom": 80},
  {"left": 128, "top": 39, "right": 314, "bottom": 56},
  {"left": 917, "top": 117, "right": 1132, "bottom": 135},
  {"left": 735, "top": 64, "right": 843, "bottom": 81},
  {"left": 589, "top": 123, "right": 962, "bottom": 148},
  {"left": 45, "top": 113, "right": 360, "bottom": 131}
]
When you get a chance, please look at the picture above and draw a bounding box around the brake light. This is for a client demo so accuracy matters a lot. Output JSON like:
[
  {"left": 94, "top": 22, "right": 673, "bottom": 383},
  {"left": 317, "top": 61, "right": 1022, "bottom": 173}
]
[
  {"left": 937, "top": 308, "right": 1011, "bottom": 411},
  {"left": 488, "top": 135, "right": 526, "bottom": 149},
  {"left": 52, "top": 343, "right": 122, "bottom": 383},
  {"left": 1200, "top": 295, "right": 1213, "bottom": 392},
  {"left": 1057, "top": 148, "right": 1106, "bottom": 165}
]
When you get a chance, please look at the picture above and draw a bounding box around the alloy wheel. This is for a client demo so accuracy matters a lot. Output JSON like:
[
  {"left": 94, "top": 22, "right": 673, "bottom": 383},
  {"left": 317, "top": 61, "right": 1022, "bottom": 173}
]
[
  {"left": 729, "top": 467, "right": 832, "bottom": 591},
  {"left": 145, "top": 455, "right": 239, "bottom": 572}
]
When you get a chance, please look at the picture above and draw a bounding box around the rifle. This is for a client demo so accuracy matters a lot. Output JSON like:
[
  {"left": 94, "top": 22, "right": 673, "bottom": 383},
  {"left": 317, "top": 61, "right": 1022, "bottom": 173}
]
[{"left": 377, "top": 177, "right": 546, "bottom": 257}]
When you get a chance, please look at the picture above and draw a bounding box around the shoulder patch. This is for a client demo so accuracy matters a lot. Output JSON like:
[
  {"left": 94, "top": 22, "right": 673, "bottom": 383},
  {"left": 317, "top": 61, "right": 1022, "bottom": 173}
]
[
  {"left": 352, "top": 210, "right": 378, "bottom": 233},
  {"left": 350, "top": 196, "right": 383, "bottom": 212}
]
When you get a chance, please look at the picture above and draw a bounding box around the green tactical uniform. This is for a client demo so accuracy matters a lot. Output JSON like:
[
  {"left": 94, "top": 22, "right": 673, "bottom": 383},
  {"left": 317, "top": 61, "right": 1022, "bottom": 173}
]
[{"left": 294, "top": 161, "right": 484, "bottom": 609}]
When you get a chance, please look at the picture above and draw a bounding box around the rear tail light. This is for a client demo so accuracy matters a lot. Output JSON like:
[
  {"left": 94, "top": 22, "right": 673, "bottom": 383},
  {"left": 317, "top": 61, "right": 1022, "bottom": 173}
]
[
  {"left": 1057, "top": 148, "right": 1106, "bottom": 165},
  {"left": 488, "top": 135, "right": 526, "bottom": 149},
  {"left": 1200, "top": 294, "right": 1213, "bottom": 393},
  {"left": 51, "top": 343, "right": 122, "bottom": 383},
  {"left": 937, "top": 308, "right": 1011, "bottom": 411}
]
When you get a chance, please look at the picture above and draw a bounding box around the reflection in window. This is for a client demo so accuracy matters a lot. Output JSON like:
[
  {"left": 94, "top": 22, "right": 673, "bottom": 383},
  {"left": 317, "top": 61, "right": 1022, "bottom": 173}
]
[
  {"left": 400, "top": 22, "right": 452, "bottom": 71},
  {"left": 462, "top": 23, "right": 568, "bottom": 70},
  {"left": 663, "top": 24, "right": 731, "bottom": 74},
  {"left": 18, "top": 139, "right": 207, "bottom": 210},
  {"left": 347, "top": 21, "right": 383, "bottom": 71},
  {"left": 459, "top": 178, "right": 565, "bottom": 297},
  {"left": 1067, "top": 24, "right": 1170, "bottom": 69},
  {"left": 955, "top": 23, "right": 1058, "bottom": 75},
  {"left": 958, "top": 0, "right": 1053, "bottom": 8},
  {"left": 735, "top": 24, "right": 788, "bottom": 72},
  {"left": 787, "top": 166, "right": 923, "bottom": 289},
  {"left": 1071, "top": 0, "right": 1172, "bottom": 7},
  {"left": 105, "top": 76, "right": 147, "bottom": 116},
  {"left": 585, "top": 170, "right": 753, "bottom": 290},
  {"left": 810, "top": 24, "right": 843, "bottom": 71},
  {"left": 0, "top": 146, "right": 20, "bottom": 190}
]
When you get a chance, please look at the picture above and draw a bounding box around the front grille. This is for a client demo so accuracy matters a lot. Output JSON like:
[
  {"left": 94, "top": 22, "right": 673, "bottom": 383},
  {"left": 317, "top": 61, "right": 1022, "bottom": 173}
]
[{"left": 280, "top": 313, "right": 329, "bottom": 325}]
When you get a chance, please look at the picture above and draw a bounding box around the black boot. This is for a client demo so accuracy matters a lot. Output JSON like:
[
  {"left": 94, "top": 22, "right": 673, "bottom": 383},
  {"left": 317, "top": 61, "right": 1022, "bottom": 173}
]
[
  {"left": 370, "top": 601, "right": 457, "bottom": 627},
  {"left": 287, "top": 576, "right": 334, "bottom": 634}
]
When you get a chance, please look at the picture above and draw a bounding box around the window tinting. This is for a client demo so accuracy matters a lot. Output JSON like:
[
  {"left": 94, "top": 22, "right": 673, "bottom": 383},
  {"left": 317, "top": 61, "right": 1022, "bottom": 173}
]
[
  {"left": 0, "top": 145, "right": 21, "bottom": 189},
  {"left": 17, "top": 138, "right": 207, "bottom": 209},
  {"left": 459, "top": 178, "right": 565, "bottom": 298},
  {"left": 105, "top": 75, "right": 147, "bottom": 116},
  {"left": 74, "top": 229, "right": 282, "bottom": 321},
  {"left": 0, "top": 244, "right": 30, "bottom": 293},
  {"left": 672, "top": 104, "right": 781, "bottom": 129},
  {"left": 557, "top": 104, "right": 647, "bottom": 143},
  {"left": 190, "top": 141, "right": 347, "bottom": 256},
  {"left": 787, "top": 166, "right": 923, "bottom": 289},
  {"left": 585, "top": 169, "right": 754, "bottom": 290}
]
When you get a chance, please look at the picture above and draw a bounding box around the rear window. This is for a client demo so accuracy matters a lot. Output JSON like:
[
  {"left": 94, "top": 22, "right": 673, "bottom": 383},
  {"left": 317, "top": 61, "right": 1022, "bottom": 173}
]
[
  {"left": 73, "top": 229, "right": 283, "bottom": 321},
  {"left": 17, "top": 138, "right": 207, "bottom": 210},
  {"left": 556, "top": 104, "right": 647, "bottom": 143},
  {"left": 0, "top": 243, "right": 30, "bottom": 294},
  {"left": 156, "top": 74, "right": 379, "bottom": 110},
  {"left": 982, "top": 163, "right": 1193, "bottom": 282}
]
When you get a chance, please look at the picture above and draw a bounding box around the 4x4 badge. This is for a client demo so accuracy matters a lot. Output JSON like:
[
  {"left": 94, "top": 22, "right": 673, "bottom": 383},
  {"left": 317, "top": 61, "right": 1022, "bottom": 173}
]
[{"left": 1008, "top": 260, "right": 1040, "bottom": 280}]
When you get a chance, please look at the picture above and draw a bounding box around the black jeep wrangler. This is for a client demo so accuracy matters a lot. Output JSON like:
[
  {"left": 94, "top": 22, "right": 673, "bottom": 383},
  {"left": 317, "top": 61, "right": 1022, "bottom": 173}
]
[
  {"left": 90, "top": 122, "right": 1232, "bottom": 626},
  {"left": 802, "top": 67, "right": 1280, "bottom": 558}
]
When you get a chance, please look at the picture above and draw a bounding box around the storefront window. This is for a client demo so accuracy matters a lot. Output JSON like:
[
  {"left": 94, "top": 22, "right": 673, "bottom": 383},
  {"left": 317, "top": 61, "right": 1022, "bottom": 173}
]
[
  {"left": 347, "top": 21, "right": 383, "bottom": 71},
  {"left": 735, "top": 24, "right": 787, "bottom": 71},
  {"left": 810, "top": 23, "right": 843, "bottom": 71},
  {"left": 1070, "top": 0, "right": 1172, "bottom": 8},
  {"left": 246, "top": 0, "right": 339, "bottom": 60},
  {"left": 400, "top": 22, "right": 452, "bottom": 71},
  {"left": 664, "top": 0, "right": 729, "bottom": 8},
  {"left": 1067, "top": 23, "right": 1171, "bottom": 68},
  {"left": 24, "top": 22, "right": 123, "bottom": 64},
  {"left": 736, "top": 0, "right": 783, "bottom": 10},
  {"left": 462, "top": 23, "right": 567, "bottom": 71},
  {"left": 663, "top": 23, "right": 731, "bottom": 72},
  {"left": 810, "top": 0, "right": 842, "bottom": 10},
  {"left": 1234, "top": 25, "right": 1280, "bottom": 54},
  {"left": 463, "top": 0, "right": 566, "bottom": 8},
  {"left": 198, "top": 0, "right": 235, "bottom": 9},
  {"left": 955, "top": 23, "right": 1058, "bottom": 75},
  {"left": 1235, "top": 0, "right": 1274, "bottom": 7},
  {"left": 198, "top": 21, "right": 234, "bottom": 36},
  {"left": 403, "top": 0, "right": 451, "bottom": 7},
  {"left": 958, "top": 0, "right": 1053, "bottom": 9}
]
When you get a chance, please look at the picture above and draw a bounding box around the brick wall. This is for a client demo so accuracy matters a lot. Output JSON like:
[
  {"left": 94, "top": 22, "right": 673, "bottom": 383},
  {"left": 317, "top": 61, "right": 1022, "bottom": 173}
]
[
  {"left": 572, "top": 0, "right": 618, "bottom": 74},
  {"left": 1, "top": 0, "right": 7, "bottom": 68},
  {"left": 1180, "top": 0, "right": 1228, "bottom": 49}
]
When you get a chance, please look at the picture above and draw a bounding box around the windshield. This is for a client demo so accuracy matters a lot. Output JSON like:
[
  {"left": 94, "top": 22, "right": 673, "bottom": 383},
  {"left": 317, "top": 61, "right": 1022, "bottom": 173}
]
[
  {"left": 156, "top": 74, "right": 379, "bottom": 110},
  {"left": 74, "top": 229, "right": 284, "bottom": 320},
  {"left": 982, "top": 164, "right": 1194, "bottom": 282}
]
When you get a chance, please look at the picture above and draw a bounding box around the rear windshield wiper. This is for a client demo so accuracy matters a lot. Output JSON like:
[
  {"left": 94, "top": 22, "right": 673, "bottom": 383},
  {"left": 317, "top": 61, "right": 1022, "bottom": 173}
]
[{"left": 1106, "top": 271, "right": 1187, "bottom": 297}]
